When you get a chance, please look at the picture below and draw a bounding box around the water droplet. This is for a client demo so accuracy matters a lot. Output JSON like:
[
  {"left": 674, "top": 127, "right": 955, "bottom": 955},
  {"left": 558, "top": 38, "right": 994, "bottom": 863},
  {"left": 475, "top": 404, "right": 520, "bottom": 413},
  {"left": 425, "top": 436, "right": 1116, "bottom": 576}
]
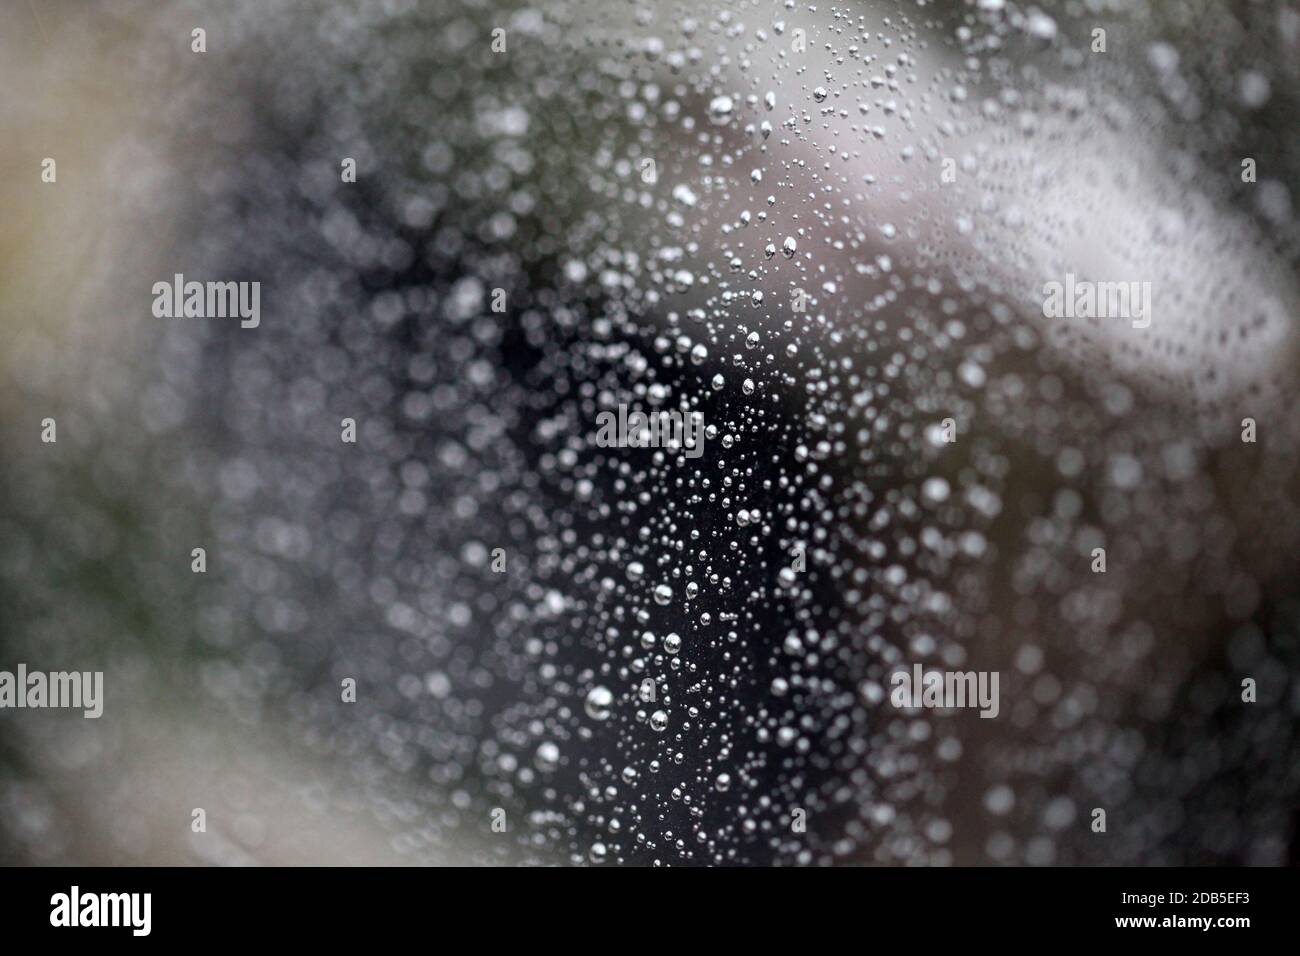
[
  {"left": 535, "top": 741, "right": 560, "bottom": 771},
  {"left": 585, "top": 686, "right": 613, "bottom": 721}
]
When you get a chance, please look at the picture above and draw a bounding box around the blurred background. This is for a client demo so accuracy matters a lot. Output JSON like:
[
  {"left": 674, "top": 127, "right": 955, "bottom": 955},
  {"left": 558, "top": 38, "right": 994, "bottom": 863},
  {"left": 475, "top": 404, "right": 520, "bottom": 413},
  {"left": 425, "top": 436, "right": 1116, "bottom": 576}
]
[{"left": 1, "top": 0, "right": 1298, "bottom": 865}]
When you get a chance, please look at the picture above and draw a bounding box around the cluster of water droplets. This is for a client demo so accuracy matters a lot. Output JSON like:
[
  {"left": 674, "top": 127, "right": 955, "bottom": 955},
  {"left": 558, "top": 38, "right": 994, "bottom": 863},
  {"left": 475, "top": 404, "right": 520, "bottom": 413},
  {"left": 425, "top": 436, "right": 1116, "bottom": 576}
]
[{"left": 2, "top": 0, "right": 1298, "bottom": 866}]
